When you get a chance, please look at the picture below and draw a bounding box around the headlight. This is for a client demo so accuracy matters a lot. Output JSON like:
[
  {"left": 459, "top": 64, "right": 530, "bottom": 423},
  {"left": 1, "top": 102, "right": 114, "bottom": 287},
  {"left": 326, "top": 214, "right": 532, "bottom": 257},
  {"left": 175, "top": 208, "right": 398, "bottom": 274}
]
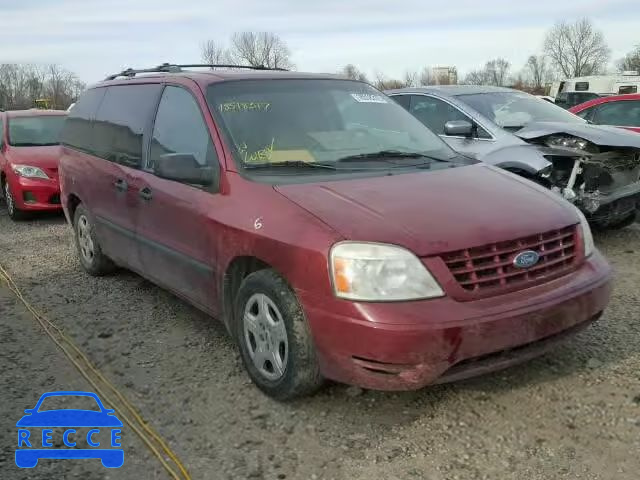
[
  {"left": 546, "top": 135, "right": 590, "bottom": 151},
  {"left": 330, "top": 242, "right": 444, "bottom": 301},
  {"left": 12, "top": 165, "right": 49, "bottom": 179},
  {"left": 575, "top": 208, "right": 594, "bottom": 257}
]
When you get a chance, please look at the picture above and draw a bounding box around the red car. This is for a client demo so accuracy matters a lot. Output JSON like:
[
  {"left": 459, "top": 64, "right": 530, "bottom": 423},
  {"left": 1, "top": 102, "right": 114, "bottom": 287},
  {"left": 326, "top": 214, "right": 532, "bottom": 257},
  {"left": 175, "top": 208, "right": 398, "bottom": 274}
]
[
  {"left": 570, "top": 94, "right": 640, "bottom": 133},
  {"left": 59, "top": 65, "right": 612, "bottom": 399},
  {"left": 0, "top": 109, "right": 67, "bottom": 220}
]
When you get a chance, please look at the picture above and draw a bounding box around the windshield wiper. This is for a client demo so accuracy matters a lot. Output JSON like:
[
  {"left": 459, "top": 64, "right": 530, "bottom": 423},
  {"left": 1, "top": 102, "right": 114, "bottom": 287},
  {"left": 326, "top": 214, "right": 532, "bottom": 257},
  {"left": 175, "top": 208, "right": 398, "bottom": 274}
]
[
  {"left": 10, "top": 142, "right": 58, "bottom": 147},
  {"left": 243, "top": 160, "right": 338, "bottom": 170},
  {"left": 336, "top": 150, "right": 449, "bottom": 163}
]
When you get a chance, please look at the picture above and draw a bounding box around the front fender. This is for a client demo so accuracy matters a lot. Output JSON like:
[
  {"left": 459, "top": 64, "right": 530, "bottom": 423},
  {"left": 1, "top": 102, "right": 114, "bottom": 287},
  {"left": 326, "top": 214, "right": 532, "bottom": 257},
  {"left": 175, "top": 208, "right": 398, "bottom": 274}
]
[{"left": 481, "top": 145, "right": 552, "bottom": 175}]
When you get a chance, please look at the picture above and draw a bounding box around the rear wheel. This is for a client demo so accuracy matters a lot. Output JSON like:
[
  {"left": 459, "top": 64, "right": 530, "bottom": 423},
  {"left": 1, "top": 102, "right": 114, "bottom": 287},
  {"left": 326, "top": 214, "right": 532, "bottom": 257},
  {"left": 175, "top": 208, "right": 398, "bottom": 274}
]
[
  {"left": 235, "top": 269, "right": 322, "bottom": 400},
  {"left": 3, "top": 181, "right": 28, "bottom": 221},
  {"left": 73, "top": 204, "right": 115, "bottom": 275}
]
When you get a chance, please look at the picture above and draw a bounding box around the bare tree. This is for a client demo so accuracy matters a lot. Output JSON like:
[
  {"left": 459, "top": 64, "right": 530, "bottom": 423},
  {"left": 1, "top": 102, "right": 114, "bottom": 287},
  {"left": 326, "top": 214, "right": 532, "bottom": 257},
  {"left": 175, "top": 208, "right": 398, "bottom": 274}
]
[
  {"left": 339, "top": 64, "right": 369, "bottom": 82},
  {"left": 486, "top": 58, "right": 511, "bottom": 86},
  {"left": 230, "top": 32, "right": 294, "bottom": 69},
  {"left": 373, "top": 72, "right": 407, "bottom": 90},
  {"left": 419, "top": 67, "right": 435, "bottom": 86},
  {"left": 463, "top": 68, "right": 489, "bottom": 85},
  {"left": 403, "top": 70, "right": 419, "bottom": 87},
  {"left": 0, "top": 64, "right": 83, "bottom": 110},
  {"left": 200, "top": 40, "right": 233, "bottom": 65},
  {"left": 617, "top": 45, "right": 640, "bottom": 72},
  {"left": 543, "top": 18, "right": 610, "bottom": 77},
  {"left": 525, "top": 55, "right": 552, "bottom": 89},
  {"left": 463, "top": 59, "right": 510, "bottom": 86}
]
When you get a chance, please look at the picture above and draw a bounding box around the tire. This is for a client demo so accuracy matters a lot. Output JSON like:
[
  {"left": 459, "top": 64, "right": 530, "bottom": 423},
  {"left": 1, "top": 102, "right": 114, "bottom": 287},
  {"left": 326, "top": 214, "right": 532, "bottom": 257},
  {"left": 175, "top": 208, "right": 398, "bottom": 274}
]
[
  {"left": 591, "top": 211, "right": 636, "bottom": 231},
  {"left": 3, "top": 180, "right": 28, "bottom": 221},
  {"left": 235, "top": 269, "right": 322, "bottom": 400},
  {"left": 73, "top": 204, "right": 115, "bottom": 276}
]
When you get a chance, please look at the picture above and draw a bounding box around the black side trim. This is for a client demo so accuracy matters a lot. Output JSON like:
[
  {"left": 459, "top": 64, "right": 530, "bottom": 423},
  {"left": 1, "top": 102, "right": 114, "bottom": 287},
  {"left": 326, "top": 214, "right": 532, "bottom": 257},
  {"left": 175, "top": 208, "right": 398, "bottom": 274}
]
[{"left": 95, "top": 215, "right": 213, "bottom": 273}]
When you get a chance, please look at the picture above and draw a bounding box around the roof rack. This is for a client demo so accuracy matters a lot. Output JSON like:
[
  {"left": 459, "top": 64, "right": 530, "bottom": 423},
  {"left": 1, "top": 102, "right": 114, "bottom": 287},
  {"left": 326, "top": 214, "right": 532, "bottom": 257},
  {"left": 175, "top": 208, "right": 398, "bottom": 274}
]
[{"left": 105, "top": 63, "right": 288, "bottom": 80}]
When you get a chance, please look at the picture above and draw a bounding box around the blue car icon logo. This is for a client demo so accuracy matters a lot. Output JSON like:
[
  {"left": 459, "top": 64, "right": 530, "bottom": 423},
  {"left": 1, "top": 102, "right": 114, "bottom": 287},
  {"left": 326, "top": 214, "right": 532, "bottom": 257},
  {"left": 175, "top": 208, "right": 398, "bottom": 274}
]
[{"left": 15, "top": 391, "right": 124, "bottom": 468}]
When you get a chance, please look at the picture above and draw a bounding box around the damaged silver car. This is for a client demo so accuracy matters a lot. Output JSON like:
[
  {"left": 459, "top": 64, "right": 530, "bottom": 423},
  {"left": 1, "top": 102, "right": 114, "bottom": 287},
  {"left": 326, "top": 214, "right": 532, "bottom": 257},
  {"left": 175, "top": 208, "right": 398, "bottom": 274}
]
[{"left": 388, "top": 86, "right": 640, "bottom": 228}]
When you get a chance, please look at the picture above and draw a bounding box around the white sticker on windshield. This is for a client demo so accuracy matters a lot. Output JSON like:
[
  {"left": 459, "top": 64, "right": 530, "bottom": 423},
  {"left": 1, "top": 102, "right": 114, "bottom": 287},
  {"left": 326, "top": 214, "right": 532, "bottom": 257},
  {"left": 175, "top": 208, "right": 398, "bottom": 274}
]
[{"left": 351, "top": 93, "right": 388, "bottom": 103}]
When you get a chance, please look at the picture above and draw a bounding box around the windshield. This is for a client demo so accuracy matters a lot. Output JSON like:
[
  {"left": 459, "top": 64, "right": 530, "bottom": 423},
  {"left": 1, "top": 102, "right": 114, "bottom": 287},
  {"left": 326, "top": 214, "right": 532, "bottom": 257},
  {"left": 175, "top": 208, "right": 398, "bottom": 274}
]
[
  {"left": 37, "top": 395, "right": 101, "bottom": 412},
  {"left": 459, "top": 92, "right": 585, "bottom": 129},
  {"left": 206, "top": 79, "right": 457, "bottom": 172},
  {"left": 8, "top": 115, "right": 66, "bottom": 146}
]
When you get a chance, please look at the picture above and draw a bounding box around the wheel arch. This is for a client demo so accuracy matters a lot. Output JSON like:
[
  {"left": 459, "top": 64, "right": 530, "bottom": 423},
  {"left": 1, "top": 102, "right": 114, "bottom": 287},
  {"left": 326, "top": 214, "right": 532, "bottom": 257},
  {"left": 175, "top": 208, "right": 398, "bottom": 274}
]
[
  {"left": 66, "top": 193, "right": 82, "bottom": 223},
  {"left": 222, "top": 255, "right": 273, "bottom": 333}
]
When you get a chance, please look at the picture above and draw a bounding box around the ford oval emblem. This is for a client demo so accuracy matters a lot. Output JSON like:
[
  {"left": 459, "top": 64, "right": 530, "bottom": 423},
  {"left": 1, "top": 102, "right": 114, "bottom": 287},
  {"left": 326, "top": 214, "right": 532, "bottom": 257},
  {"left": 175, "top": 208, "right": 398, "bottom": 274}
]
[{"left": 513, "top": 250, "right": 540, "bottom": 269}]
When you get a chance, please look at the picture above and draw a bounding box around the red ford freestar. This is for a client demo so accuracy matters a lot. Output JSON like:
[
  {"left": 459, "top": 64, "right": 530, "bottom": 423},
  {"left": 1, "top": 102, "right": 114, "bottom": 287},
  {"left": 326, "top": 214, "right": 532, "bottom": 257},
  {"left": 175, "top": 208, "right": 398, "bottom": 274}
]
[
  {"left": 0, "top": 109, "right": 67, "bottom": 220},
  {"left": 59, "top": 66, "right": 613, "bottom": 399}
]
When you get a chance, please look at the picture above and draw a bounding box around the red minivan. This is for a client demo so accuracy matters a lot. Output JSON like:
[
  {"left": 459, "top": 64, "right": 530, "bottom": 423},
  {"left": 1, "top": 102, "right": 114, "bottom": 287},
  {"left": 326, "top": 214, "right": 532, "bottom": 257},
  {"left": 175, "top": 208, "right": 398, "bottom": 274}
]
[
  {"left": 1, "top": 109, "right": 67, "bottom": 220},
  {"left": 59, "top": 65, "right": 612, "bottom": 399}
]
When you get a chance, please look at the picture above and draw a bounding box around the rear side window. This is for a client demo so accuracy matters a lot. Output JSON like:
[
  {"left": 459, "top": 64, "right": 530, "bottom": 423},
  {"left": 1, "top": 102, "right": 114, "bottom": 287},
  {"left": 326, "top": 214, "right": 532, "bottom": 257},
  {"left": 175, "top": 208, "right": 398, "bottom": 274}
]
[
  {"left": 93, "top": 84, "right": 161, "bottom": 168},
  {"left": 148, "top": 86, "right": 215, "bottom": 170},
  {"left": 61, "top": 87, "right": 106, "bottom": 152},
  {"left": 575, "top": 82, "right": 589, "bottom": 91},
  {"left": 593, "top": 101, "right": 640, "bottom": 127}
]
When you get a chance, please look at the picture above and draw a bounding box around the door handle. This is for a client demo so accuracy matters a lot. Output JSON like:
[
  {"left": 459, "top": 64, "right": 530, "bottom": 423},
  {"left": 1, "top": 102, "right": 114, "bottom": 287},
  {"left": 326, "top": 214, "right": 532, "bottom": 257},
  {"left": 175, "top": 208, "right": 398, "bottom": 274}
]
[
  {"left": 114, "top": 179, "right": 128, "bottom": 192},
  {"left": 139, "top": 187, "right": 153, "bottom": 201}
]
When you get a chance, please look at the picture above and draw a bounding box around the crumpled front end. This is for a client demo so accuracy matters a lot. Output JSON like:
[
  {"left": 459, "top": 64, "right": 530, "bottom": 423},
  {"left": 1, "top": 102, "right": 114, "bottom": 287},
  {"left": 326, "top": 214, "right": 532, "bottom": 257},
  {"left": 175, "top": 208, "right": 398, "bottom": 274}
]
[{"left": 519, "top": 130, "right": 640, "bottom": 227}]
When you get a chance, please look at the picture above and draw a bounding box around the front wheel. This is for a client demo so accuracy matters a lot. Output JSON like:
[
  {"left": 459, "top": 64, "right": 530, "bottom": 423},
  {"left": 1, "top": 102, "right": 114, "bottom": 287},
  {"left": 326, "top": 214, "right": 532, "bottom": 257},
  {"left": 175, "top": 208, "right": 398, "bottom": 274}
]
[
  {"left": 235, "top": 269, "right": 322, "bottom": 400},
  {"left": 3, "top": 181, "right": 28, "bottom": 221}
]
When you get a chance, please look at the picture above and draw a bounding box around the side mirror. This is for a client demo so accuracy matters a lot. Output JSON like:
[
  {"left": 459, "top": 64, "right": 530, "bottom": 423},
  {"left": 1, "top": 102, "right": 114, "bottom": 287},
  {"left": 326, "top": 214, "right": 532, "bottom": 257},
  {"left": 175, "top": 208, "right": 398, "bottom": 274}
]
[
  {"left": 444, "top": 120, "right": 474, "bottom": 138},
  {"left": 24, "top": 409, "right": 34, "bottom": 414},
  {"left": 154, "top": 153, "right": 215, "bottom": 187}
]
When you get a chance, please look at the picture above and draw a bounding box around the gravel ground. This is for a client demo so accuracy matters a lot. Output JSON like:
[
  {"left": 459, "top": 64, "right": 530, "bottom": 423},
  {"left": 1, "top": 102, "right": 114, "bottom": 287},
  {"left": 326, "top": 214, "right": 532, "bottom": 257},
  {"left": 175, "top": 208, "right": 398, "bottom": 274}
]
[{"left": 0, "top": 205, "right": 639, "bottom": 480}]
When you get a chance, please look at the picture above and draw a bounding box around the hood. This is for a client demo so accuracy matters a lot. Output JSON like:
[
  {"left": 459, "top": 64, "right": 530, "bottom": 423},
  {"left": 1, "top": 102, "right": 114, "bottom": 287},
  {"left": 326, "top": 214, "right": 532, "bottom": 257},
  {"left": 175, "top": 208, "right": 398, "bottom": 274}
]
[
  {"left": 7, "top": 145, "right": 62, "bottom": 173},
  {"left": 515, "top": 121, "right": 640, "bottom": 149},
  {"left": 16, "top": 410, "right": 123, "bottom": 427},
  {"left": 275, "top": 164, "right": 579, "bottom": 256}
]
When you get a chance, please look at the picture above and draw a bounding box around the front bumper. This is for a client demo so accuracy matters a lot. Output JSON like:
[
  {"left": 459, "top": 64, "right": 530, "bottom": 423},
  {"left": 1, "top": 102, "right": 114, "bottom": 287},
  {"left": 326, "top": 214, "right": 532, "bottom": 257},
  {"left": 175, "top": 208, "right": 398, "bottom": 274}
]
[
  {"left": 299, "top": 251, "right": 612, "bottom": 390},
  {"left": 9, "top": 174, "right": 61, "bottom": 211}
]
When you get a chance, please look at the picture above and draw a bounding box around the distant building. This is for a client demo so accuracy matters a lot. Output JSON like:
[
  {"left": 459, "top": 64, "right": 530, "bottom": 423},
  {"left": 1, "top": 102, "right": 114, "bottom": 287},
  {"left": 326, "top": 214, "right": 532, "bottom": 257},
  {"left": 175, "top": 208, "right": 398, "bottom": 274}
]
[{"left": 432, "top": 66, "right": 458, "bottom": 85}]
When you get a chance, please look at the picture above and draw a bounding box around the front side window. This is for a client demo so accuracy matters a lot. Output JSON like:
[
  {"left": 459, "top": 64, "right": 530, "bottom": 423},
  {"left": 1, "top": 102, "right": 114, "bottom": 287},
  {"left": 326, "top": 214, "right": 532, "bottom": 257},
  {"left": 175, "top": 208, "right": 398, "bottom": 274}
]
[
  {"left": 206, "top": 79, "right": 457, "bottom": 175},
  {"left": 92, "top": 84, "right": 162, "bottom": 167},
  {"left": 575, "top": 106, "right": 597, "bottom": 122},
  {"left": 8, "top": 115, "right": 66, "bottom": 146},
  {"left": 409, "top": 95, "right": 490, "bottom": 138},
  {"left": 460, "top": 92, "right": 585, "bottom": 130},
  {"left": 149, "top": 86, "right": 215, "bottom": 170},
  {"left": 391, "top": 94, "right": 412, "bottom": 111},
  {"left": 593, "top": 101, "right": 640, "bottom": 127}
]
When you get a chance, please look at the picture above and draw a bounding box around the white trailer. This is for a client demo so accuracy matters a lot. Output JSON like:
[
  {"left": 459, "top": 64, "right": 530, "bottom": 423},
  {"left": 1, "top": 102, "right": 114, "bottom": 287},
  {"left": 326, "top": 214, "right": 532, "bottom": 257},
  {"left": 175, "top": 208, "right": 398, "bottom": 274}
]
[{"left": 550, "top": 72, "right": 640, "bottom": 97}]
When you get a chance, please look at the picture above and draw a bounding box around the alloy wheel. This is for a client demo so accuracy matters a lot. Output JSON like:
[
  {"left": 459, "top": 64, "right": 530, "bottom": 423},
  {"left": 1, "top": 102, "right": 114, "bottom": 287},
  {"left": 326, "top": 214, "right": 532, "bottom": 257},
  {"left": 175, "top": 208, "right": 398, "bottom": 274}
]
[
  {"left": 77, "top": 214, "right": 95, "bottom": 264},
  {"left": 4, "top": 183, "right": 14, "bottom": 216},
  {"left": 243, "top": 293, "right": 288, "bottom": 381}
]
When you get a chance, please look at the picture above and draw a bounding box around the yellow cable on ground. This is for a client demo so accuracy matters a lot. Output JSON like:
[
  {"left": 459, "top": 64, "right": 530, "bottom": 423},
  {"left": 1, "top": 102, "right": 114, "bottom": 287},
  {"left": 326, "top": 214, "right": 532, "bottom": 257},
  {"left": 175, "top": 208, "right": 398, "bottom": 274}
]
[{"left": 0, "top": 264, "right": 191, "bottom": 480}]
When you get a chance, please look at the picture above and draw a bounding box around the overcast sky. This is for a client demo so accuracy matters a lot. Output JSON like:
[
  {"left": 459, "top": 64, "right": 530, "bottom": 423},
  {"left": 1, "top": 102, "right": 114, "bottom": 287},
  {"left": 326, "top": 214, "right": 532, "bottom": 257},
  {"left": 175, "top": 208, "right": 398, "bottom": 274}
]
[{"left": 1, "top": 0, "right": 638, "bottom": 83}]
